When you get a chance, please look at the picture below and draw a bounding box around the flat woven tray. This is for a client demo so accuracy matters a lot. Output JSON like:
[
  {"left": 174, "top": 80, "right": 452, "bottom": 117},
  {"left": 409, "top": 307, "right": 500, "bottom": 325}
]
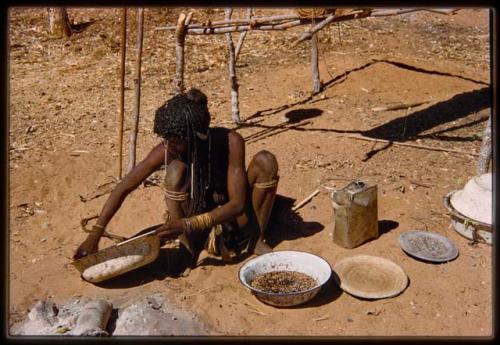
[
  {"left": 71, "top": 231, "right": 160, "bottom": 283},
  {"left": 334, "top": 255, "right": 408, "bottom": 299}
]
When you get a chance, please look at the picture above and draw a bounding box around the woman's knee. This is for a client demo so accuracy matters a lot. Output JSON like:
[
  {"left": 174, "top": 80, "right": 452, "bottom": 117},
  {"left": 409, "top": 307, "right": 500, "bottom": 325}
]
[
  {"left": 165, "top": 159, "right": 188, "bottom": 190},
  {"left": 250, "top": 150, "right": 278, "bottom": 177},
  {"left": 247, "top": 150, "right": 278, "bottom": 184}
]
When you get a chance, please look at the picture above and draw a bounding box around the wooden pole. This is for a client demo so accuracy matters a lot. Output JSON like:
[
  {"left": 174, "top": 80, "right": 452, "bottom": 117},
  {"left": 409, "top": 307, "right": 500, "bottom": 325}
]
[
  {"left": 174, "top": 12, "right": 188, "bottom": 94},
  {"left": 156, "top": 14, "right": 304, "bottom": 30},
  {"left": 234, "top": 8, "right": 253, "bottom": 62},
  {"left": 127, "top": 8, "right": 144, "bottom": 174},
  {"left": 117, "top": 8, "right": 127, "bottom": 180},
  {"left": 47, "top": 7, "right": 72, "bottom": 38},
  {"left": 476, "top": 115, "right": 492, "bottom": 174},
  {"left": 310, "top": 19, "right": 321, "bottom": 94},
  {"left": 225, "top": 8, "right": 241, "bottom": 123},
  {"left": 158, "top": 21, "right": 305, "bottom": 35}
]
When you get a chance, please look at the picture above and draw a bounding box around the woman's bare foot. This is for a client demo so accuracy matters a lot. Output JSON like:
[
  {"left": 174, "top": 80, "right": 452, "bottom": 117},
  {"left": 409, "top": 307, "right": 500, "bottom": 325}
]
[{"left": 253, "top": 239, "right": 273, "bottom": 255}]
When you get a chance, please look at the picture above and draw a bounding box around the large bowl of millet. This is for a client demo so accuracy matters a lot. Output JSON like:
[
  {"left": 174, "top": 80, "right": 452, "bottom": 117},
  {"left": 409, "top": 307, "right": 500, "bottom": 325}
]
[{"left": 239, "top": 251, "right": 332, "bottom": 307}]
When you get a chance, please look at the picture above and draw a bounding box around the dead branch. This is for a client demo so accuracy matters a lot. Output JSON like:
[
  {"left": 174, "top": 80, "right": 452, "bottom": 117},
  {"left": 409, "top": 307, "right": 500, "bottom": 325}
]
[
  {"left": 292, "top": 189, "right": 320, "bottom": 212},
  {"left": 345, "top": 134, "right": 480, "bottom": 156},
  {"left": 78, "top": 181, "right": 116, "bottom": 203},
  {"left": 371, "top": 101, "right": 429, "bottom": 112},
  {"left": 273, "top": 19, "right": 303, "bottom": 30},
  {"left": 79, "top": 214, "right": 127, "bottom": 242},
  {"left": 371, "top": 8, "right": 458, "bottom": 17},
  {"left": 155, "top": 8, "right": 457, "bottom": 35},
  {"left": 127, "top": 8, "right": 144, "bottom": 174}
]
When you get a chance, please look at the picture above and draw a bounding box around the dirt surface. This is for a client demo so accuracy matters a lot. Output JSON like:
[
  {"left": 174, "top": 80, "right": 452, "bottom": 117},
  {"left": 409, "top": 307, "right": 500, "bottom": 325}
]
[{"left": 8, "top": 8, "right": 492, "bottom": 337}]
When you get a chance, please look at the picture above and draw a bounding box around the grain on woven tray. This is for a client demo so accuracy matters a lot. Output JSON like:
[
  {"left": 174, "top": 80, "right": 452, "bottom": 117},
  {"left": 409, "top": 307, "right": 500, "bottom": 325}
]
[
  {"left": 82, "top": 255, "right": 144, "bottom": 282},
  {"left": 408, "top": 237, "right": 448, "bottom": 257},
  {"left": 82, "top": 242, "right": 151, "bottom": 282},
  {"left": 250, "top": 271, "right": 317, "bottom": 294}
]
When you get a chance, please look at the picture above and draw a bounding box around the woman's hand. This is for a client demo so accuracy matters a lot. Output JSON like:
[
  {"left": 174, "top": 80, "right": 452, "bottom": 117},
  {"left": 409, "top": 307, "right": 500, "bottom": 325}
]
[
  {"left": 155, "top": 218, "right": 184, "bottom": 240},
  {"left": 73, "top": 232, "right": 100, "bottom": 260}
]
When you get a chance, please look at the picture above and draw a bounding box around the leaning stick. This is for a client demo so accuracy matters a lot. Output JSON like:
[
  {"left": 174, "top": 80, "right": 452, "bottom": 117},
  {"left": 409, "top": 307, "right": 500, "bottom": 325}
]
[
  {"left": 344, "top": 134, "right": 480, "bottom": 156},
  {"left": 117, "top": 8, "right": 127, "bottom": 180},
  {"left": 371, "top": 101, "right": 429, "bottom": 112},
  {"left": 292, "top": 189, "right": 320, "bottom": 212},
  {"left": 310, "top": 18, "right": 321, "bottom": 94},
  {"left": 234, "top": 8, "right": 252, "bottom": 62},
  {"left": 274, "top": 19, "right": 303, "bottom": 30},
  {"left": 225, "top": 8, "right": 241, "bottom": 123},
  {"left": 127, "top": 8, "right": 144, "bottom": 174},
  {"left": 296, "top": 14, "right": 335, "bottom": 45},
  {"left": 371, "top": 8, "right": 457, "bottom": 17}
]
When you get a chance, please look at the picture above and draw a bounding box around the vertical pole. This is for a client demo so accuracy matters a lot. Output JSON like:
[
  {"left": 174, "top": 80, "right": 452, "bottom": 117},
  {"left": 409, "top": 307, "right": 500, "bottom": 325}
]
[
  {"left": 225, "top": 8, "right": 241, "bottom": 123},
  {"left": 311, "top": 18, "right": 321, "bottom": 94},
  {"left": 117, "top": 7, "right": 127, "bottom": 180},
  {"left": 127, "top": 8, "right": 144, "bottom": 174},
  {"left": 174, "top": 13, "right": 187, "bottom": 94},
  {"left": 234, "top": 8, "right": 252, "bottom": 62},
  {"left": 477, "top": 115, "right": 492, "bottom": 175}
]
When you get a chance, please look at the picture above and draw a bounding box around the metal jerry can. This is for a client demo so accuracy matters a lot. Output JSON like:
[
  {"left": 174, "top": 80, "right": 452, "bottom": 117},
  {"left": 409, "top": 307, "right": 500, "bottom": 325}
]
[{"left": 331, "top": 180, "right": 379, "bottom": 249}]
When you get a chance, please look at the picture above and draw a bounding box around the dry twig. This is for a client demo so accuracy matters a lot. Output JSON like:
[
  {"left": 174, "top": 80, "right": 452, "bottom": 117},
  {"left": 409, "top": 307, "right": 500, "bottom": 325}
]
[{"left": 292, "top": 189, "right": 320, "bottom": 212}]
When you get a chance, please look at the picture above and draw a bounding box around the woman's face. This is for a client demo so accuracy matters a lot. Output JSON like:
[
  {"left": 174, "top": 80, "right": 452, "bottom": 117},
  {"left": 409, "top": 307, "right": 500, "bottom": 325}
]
[{"left": 164, "top": 136, "right": 187, "bottom": 157}]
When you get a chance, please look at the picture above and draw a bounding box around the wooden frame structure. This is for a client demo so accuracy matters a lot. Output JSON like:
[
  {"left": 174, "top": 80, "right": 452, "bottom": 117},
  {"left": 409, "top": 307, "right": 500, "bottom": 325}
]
[{"left": 117, "top": 7, "right": 491, "bottom": 178}]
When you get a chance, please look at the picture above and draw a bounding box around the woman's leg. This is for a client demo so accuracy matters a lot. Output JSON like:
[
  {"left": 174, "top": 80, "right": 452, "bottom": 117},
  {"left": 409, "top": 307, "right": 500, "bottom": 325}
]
[
  {"left": 236, "top": 150, "right": 279, "bottom": 255},
  {"left": 163, "top": 159, "right": 199, "bottom": 275}
]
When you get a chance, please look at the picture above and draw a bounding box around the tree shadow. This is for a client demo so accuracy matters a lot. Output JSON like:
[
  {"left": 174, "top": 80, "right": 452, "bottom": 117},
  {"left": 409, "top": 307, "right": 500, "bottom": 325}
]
[
  {"left": 265, "top": 221, "right": 324, "bottom": 249},
  {"left": 241, "top": 108, "right": 323, "bottom": 144},
  {"left": 239, "top": 59, "right": 489, "bottom": 151},
  {"left": 363, "top": 87, "right": 491, "bottom": 142},
  {"left": 284, "top": 108, "right": 323, "bottom": 123},
  {"left": 70, "top": 20, "right": 95, "bottom": 33}
]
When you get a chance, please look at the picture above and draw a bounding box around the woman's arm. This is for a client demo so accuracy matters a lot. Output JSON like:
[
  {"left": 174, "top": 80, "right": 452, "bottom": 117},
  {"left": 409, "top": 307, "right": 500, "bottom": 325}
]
[
  {"left": 155, "top": 131, "right": 247, "bottom": 238},
  {"left": 74, "top": 142, "right": 165, "bottom": 259}
]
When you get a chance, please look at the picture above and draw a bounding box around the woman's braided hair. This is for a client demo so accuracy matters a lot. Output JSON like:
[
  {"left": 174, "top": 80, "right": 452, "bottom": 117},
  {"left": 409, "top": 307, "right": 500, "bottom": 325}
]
[{"left": 153, "top": 88, "right": 211, "bottom": 216}]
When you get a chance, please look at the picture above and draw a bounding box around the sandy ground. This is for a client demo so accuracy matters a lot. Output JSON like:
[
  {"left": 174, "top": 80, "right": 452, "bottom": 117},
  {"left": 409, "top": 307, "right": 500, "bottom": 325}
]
[{"left": 8, "top": 7, "right": 492, "bottom": 336}]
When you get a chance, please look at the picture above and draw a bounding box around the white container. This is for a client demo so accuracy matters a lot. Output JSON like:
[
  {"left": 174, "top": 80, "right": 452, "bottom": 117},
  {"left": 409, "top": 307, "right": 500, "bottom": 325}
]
[
  {"left": 450, "top": 173, "right": 492, "bottom": 225},
  {"left": 239, "top": 251, "right": 332, "bottom": 307},
  {"left": 444, "top": 173, "right": 492, "bottom": 244}
]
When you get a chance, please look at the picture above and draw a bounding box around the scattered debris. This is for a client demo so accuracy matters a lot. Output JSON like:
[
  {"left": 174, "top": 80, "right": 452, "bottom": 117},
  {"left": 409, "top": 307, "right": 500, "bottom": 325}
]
[
  {"left": 371, "top": 100, "right": 429, "bottom": 112},
  {"left": 313, "top": 314, "right": 330, "bottom": 321},
  {"left": 79, "top": 180, "right": 117, "bottom": 203}
]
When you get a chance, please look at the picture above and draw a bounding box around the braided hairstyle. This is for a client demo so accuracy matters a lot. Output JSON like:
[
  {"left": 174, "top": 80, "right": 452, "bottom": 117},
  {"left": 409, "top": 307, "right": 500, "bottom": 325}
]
[{"left": 153, "top": 88, "right": 211, "bottom": 216}]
